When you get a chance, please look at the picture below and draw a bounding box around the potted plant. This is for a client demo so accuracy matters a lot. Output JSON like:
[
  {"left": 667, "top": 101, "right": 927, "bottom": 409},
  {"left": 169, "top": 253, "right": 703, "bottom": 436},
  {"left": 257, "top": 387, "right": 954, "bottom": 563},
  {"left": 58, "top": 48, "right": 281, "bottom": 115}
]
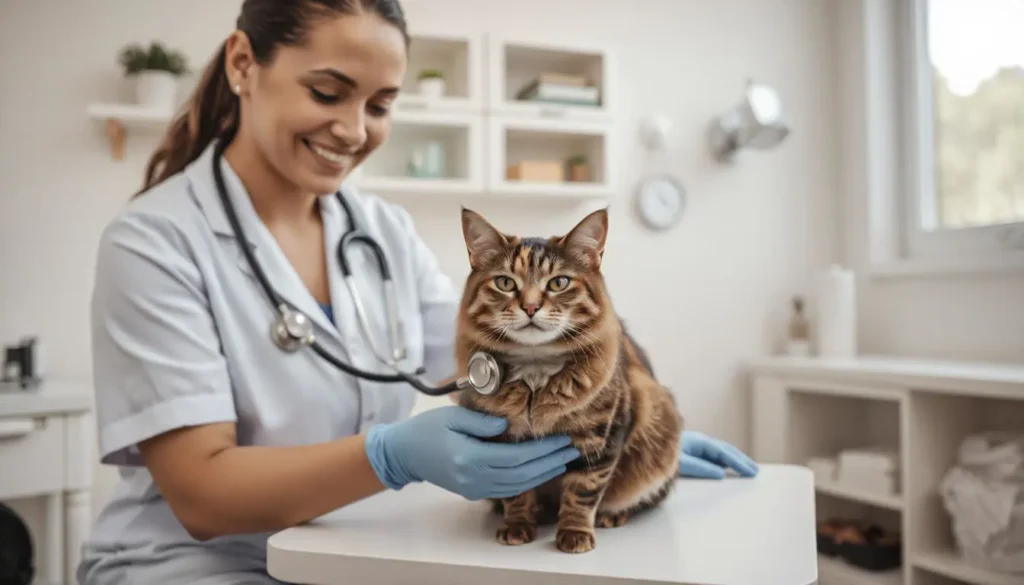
[
  {"left": 416, "top": 68, "right": 445, "bottom": 99},
  {"left": 119, "top": 41, "right": 188, "bottom": 111},
  {"left": 566, "top": 154, "right": 590, "bottom": 182}
]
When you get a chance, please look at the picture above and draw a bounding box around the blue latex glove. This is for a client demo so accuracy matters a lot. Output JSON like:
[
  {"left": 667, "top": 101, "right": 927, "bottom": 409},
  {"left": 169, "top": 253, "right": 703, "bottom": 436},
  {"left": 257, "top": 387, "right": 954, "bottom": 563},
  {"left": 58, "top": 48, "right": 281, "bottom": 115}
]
[
  {"left": 679, "top": 431, "right": 759, "bottom": 479},
  {"left": 364, "top": 405, "right": 581, "bottom": 500}
]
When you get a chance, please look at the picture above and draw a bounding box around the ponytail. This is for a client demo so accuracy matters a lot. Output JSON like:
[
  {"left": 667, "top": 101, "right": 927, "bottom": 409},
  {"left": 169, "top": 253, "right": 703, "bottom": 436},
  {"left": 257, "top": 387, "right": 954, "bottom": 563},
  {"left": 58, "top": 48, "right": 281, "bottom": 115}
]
[{"left": 135, "top": 42, "right": 239, "bottom": 197}]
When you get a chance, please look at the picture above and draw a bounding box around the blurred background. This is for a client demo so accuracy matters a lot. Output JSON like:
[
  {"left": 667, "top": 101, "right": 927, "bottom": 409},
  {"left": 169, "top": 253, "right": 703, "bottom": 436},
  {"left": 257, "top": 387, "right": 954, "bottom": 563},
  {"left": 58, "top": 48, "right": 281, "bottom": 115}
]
[{"left": 1, "top": 1, "right": 1022, "bottom": 584}]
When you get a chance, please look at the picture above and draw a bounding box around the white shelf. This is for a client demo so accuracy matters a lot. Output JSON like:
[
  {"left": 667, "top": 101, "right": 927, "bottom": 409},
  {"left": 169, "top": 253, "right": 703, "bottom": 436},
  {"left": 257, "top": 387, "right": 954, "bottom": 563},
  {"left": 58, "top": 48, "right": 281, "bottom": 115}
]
[
  {"left": 818, "top": 554, "right": 903, "bottom": 585},
  {"left": 915, "top": 549, "right": 1022, "bottom": 585},
  {"left": 355, "top": 177, "right": 478, "bottom": 197},
  {"left": 816, "top": 479, "right": 903, "bottom": 511},
  {"left": 746, "top": 355, "right": 1024, "bottom": 399},
  {"left": 86, "top": 102, "right": 174, "bottom": 160}
]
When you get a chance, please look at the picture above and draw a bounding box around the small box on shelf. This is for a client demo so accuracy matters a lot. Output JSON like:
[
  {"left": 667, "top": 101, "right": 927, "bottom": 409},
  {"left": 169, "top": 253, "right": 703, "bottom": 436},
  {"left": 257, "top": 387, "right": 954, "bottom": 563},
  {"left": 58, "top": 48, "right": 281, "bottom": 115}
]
[{"left": 506, "top": 160, "right": 563, "bottom": 182}]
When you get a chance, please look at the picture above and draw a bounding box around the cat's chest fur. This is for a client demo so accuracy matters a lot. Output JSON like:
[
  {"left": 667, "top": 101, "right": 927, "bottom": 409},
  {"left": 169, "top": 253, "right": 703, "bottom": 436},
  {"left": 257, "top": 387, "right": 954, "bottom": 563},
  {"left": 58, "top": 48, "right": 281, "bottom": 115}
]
[{"left": 502, "top": 352, "right": 568, "bottom": 392}]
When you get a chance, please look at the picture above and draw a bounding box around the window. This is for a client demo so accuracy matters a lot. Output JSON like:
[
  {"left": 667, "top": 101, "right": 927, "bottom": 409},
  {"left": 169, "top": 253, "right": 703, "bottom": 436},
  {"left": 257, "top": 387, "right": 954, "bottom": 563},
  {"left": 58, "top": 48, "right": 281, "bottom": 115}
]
[{"left": 901, "top": 0, "right": 1024, "bottom": 261}]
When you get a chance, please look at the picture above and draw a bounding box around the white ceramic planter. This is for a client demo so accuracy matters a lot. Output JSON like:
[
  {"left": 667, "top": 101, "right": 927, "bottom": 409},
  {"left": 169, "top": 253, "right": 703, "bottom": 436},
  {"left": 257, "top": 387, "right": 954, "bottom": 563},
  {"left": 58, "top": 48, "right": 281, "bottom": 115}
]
[
  {"left": 135, "top": 70, "right": 178, "bottom": 111},
  {"left": 417, "top": 77, "right": 445, "bottom": 100}
]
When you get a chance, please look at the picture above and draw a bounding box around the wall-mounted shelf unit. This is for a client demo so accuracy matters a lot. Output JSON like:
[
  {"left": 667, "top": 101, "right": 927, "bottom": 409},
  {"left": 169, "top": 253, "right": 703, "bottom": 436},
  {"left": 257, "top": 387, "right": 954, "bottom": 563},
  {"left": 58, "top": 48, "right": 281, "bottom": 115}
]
[
  {"left": 86, "top": 103, "right": 173, "bottom": 160},
  {"left": 748, "top": 355, "right": 1024, "bottom": 585},
  {"left": 85, "top": 30, "right": 616, "bottom": 202}
]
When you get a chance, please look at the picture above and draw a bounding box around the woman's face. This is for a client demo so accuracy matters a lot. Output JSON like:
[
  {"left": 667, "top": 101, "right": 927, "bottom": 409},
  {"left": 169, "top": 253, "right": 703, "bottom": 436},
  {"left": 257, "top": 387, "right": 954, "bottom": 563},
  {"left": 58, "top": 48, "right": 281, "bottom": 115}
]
[{"left": 228, "top": 12, "right": 407, "bottom": 195}]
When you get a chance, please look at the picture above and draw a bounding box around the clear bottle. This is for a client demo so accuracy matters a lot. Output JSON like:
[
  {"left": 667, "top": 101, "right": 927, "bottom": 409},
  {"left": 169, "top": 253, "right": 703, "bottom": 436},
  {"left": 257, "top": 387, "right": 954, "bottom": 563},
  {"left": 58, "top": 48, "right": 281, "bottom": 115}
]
[{"left": 786, "top": 295, "right": 811, "bottom": 357}]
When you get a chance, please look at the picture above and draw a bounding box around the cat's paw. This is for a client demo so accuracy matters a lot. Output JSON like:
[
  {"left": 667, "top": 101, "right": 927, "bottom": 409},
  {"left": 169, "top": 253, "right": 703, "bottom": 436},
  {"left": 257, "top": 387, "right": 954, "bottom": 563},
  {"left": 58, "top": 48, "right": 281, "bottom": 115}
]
[
  {"left": 555, "top": 529, "right": 595, "bottom": 553},
  {"left": 595, "top": 511, "right": 630, "bottom": 528},
  {"left": 496, "top": 523, "right": 536, "bottom": 545}
]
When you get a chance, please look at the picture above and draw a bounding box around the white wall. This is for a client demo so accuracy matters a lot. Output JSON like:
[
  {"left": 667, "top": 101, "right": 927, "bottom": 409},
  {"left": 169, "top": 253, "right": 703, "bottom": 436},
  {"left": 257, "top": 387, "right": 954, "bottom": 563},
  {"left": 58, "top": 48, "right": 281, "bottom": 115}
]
[{"left": 0, "top": 0, "right": 839, "bottom": 520}]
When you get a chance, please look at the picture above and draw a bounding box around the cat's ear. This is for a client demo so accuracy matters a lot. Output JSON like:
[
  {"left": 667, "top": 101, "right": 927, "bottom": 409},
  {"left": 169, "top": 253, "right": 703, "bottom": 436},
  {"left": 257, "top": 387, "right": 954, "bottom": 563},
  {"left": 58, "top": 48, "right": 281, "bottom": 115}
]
[
  {"left": 461, "top": 208, "right": 507, "bottom": 270},
  {"left": 560, "top": 207, "right": 608, "bottom": 268}
]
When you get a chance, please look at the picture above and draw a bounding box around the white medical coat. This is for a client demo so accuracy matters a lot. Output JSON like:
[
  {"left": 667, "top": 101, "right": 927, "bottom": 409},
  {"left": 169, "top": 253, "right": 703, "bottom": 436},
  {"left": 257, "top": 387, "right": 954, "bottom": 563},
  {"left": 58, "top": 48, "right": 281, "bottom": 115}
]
[{"left": 77, "top": 140, "right": 460, "bottom": 584}]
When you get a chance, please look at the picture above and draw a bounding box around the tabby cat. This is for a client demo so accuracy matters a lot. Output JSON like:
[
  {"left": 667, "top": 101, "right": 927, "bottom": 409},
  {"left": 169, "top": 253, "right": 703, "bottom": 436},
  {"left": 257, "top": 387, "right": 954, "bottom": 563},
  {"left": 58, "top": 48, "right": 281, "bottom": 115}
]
[{"left": 453, "top": 207, "right": 683, "bottom": 554}]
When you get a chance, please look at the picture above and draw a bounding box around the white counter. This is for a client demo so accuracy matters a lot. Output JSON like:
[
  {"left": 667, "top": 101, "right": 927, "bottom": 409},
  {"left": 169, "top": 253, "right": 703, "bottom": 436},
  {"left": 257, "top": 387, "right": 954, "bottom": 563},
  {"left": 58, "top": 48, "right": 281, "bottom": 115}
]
[{"left": 267, "top": 464, "right": 817, "bottom": 585}]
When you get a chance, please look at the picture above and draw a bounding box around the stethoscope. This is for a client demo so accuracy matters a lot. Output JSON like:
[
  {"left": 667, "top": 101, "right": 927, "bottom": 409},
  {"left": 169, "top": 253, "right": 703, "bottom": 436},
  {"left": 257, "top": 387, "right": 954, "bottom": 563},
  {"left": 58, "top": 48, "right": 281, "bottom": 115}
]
[{"left": 210, "top": 138, "right": 503, "bottom": 396}]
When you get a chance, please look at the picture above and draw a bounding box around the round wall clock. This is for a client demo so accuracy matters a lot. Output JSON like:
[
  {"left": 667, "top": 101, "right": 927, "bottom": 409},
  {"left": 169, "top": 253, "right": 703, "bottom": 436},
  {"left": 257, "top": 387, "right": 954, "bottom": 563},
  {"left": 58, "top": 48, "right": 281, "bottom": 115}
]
[{"left": 635, "top": 174, "right": 686, "bottom": 231}]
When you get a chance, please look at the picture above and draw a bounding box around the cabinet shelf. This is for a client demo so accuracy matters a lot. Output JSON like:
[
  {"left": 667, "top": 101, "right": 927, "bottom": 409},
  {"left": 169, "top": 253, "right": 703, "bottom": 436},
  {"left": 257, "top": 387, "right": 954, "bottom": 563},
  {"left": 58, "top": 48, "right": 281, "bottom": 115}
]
[
  {"left": 815, "top": 479, "right": 903, "bottom": 511},
  {"left": 914, "top": 549, "right": 1022, "bottom": 585},
  {"left": 818, "top": 554, "right": 903, "bottom": 585}
]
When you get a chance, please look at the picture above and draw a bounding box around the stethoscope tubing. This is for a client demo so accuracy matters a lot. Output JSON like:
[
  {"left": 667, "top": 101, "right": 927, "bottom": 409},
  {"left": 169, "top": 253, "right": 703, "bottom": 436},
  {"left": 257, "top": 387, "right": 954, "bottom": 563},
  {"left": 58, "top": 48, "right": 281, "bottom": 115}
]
[{"left": 210, "top": 137, "right": 461, "bottom": 396}]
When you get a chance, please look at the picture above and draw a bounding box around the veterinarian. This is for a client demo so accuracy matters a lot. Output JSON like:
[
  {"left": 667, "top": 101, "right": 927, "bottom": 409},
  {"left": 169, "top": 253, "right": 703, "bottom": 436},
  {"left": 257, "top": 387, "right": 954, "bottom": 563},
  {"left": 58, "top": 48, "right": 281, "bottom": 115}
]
[{"left": 78, "top": 1, "right": 759, "bottom": 584}]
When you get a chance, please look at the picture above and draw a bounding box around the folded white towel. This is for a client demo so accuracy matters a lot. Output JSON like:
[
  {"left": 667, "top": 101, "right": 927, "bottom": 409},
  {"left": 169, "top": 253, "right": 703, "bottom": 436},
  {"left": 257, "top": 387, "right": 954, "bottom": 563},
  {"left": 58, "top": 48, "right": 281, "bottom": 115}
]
[
  {"left": 807, "top": 456, "right": 837, "bottom": 484},
  {"left": 839, "top": 447, "right": 899, "bottom": 473}
]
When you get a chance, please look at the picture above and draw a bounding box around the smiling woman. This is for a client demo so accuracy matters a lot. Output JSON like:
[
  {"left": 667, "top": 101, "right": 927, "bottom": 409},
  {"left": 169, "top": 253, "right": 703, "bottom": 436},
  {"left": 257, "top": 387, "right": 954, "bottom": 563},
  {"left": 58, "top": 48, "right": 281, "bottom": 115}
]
[{"left": 138, "top": 0, "right": 409, "bottom": 201}]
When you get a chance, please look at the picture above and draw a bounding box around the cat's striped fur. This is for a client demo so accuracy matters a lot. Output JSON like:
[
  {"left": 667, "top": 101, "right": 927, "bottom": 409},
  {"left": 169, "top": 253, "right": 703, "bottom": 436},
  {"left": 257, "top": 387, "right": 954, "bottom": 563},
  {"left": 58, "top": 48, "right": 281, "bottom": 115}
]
[{"left": 453, "top": 208, "right": 682, "bottom": 553}]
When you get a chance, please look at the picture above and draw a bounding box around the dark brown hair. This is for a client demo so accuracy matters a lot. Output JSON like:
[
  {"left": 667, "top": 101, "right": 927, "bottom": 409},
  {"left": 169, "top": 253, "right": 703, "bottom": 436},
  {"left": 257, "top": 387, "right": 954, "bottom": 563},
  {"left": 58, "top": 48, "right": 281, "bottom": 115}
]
[{"left": 136, "top": 0, "right": 408, "bottom": 196}]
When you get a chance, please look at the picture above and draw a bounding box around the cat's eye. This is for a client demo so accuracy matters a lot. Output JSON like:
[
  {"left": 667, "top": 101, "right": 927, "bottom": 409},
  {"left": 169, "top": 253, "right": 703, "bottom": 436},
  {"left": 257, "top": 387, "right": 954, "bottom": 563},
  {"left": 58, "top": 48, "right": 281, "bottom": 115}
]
[
  {"left": 493, "top": 276, "right": 517, "bottom": 292},
  {"left": 547, "top": 276, "right": 571, "bottom": 292}
]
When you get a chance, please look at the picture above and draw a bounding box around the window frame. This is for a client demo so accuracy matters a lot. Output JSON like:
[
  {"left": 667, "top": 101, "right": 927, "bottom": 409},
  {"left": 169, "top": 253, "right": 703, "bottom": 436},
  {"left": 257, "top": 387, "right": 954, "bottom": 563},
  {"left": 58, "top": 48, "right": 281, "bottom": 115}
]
[{"left": 897, "top": 0, "right": 1024, "bottom": 265}]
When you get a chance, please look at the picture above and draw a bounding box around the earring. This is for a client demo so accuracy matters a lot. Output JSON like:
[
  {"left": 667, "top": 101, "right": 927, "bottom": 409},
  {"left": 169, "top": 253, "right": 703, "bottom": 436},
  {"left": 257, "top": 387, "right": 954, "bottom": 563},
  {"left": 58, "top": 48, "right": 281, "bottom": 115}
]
[{"left": 234, "top": 84, "right": 241, "bottom": 94}]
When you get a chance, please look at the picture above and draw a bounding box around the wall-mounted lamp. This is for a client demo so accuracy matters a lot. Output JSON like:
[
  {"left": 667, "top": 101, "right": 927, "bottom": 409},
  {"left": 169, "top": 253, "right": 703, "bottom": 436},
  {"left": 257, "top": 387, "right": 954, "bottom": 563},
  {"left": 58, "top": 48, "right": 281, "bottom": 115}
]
[{"left": 707, "top": 80, "right": 790, "bottom": 163}]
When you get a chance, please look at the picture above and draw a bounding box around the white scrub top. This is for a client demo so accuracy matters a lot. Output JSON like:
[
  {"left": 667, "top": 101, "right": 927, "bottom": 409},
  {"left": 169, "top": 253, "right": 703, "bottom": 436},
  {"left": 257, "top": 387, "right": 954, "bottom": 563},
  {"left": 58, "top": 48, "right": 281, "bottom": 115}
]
[{"left": 77, "top": 140, "right": 460, "bottom": 585}]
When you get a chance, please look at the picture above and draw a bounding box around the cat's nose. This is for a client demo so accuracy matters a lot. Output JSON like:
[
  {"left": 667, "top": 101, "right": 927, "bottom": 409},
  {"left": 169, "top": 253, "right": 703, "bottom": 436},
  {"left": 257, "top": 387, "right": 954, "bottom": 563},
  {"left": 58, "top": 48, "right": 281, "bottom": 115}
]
[{"left": 523, "top": 303, "right": 540, "bottom": 317}]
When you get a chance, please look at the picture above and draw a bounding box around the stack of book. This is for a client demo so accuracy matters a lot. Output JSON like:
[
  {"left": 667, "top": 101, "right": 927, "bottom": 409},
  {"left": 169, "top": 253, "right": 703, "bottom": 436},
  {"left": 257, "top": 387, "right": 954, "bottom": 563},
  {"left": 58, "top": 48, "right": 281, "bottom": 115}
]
[{"left": 515, "top": 73, "right": 600, "bottom": 107}]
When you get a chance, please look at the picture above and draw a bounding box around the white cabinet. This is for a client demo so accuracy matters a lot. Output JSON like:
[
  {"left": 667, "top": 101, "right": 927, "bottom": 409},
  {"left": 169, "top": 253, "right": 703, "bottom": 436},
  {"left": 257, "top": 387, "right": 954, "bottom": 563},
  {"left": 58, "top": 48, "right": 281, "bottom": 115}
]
[
  {"left": 747, "top": 356, "right": 1024, "bottom": 585},
  {"left": 352, "top": 28, "right": 615, "bottom": 202},
  {"left": 1, "top": 382, "right": 93, "bottom": 585}
]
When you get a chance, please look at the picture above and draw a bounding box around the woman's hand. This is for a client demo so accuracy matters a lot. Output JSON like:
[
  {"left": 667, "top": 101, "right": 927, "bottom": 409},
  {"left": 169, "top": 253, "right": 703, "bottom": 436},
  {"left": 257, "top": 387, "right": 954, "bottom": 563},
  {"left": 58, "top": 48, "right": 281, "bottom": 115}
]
[
  {"left": 678, "top": 431, "right": 759, "bottom": 479},
  {"left": 364, "top": 406, "right": 580, "bottom": 500}
]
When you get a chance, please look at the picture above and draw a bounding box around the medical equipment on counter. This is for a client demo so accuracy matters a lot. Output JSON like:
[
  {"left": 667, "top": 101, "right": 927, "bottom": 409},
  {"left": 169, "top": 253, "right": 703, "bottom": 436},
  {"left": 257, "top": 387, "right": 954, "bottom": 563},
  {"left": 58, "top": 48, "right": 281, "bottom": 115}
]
[
  {"left": 2, "top": 337, "right": 43, "bottom": 390},
  {"left": 210, "top": 139, "right": 502, "bottom": 397}
]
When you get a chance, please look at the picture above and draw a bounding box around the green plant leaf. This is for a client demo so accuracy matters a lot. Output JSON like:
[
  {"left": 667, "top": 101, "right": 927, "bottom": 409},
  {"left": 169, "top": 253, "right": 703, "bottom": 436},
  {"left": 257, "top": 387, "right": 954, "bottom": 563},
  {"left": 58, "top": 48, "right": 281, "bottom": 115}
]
[
  {"left": 119, "top": 41, "right": 189, "bottom": 76},
  {"left": 417, "top": 68, "right": 445, "bottom": 80}
]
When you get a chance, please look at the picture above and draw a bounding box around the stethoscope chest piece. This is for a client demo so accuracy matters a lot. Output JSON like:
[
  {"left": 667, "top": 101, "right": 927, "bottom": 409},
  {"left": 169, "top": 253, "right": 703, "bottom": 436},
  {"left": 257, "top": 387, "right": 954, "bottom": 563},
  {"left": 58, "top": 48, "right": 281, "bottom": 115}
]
[
  {"left": 271, "top": 304, "right": 315, "bottom": 352},
  {"left": 467, "top": 352, "right": 503, "bottom": 395}
]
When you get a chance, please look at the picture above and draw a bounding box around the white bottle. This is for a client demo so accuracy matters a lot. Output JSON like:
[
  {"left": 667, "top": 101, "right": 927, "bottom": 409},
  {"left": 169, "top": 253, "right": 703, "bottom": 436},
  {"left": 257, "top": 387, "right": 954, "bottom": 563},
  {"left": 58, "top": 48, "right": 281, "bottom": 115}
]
[{"left": 815, "top": 264, "right": 857, "bottom": 358}]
